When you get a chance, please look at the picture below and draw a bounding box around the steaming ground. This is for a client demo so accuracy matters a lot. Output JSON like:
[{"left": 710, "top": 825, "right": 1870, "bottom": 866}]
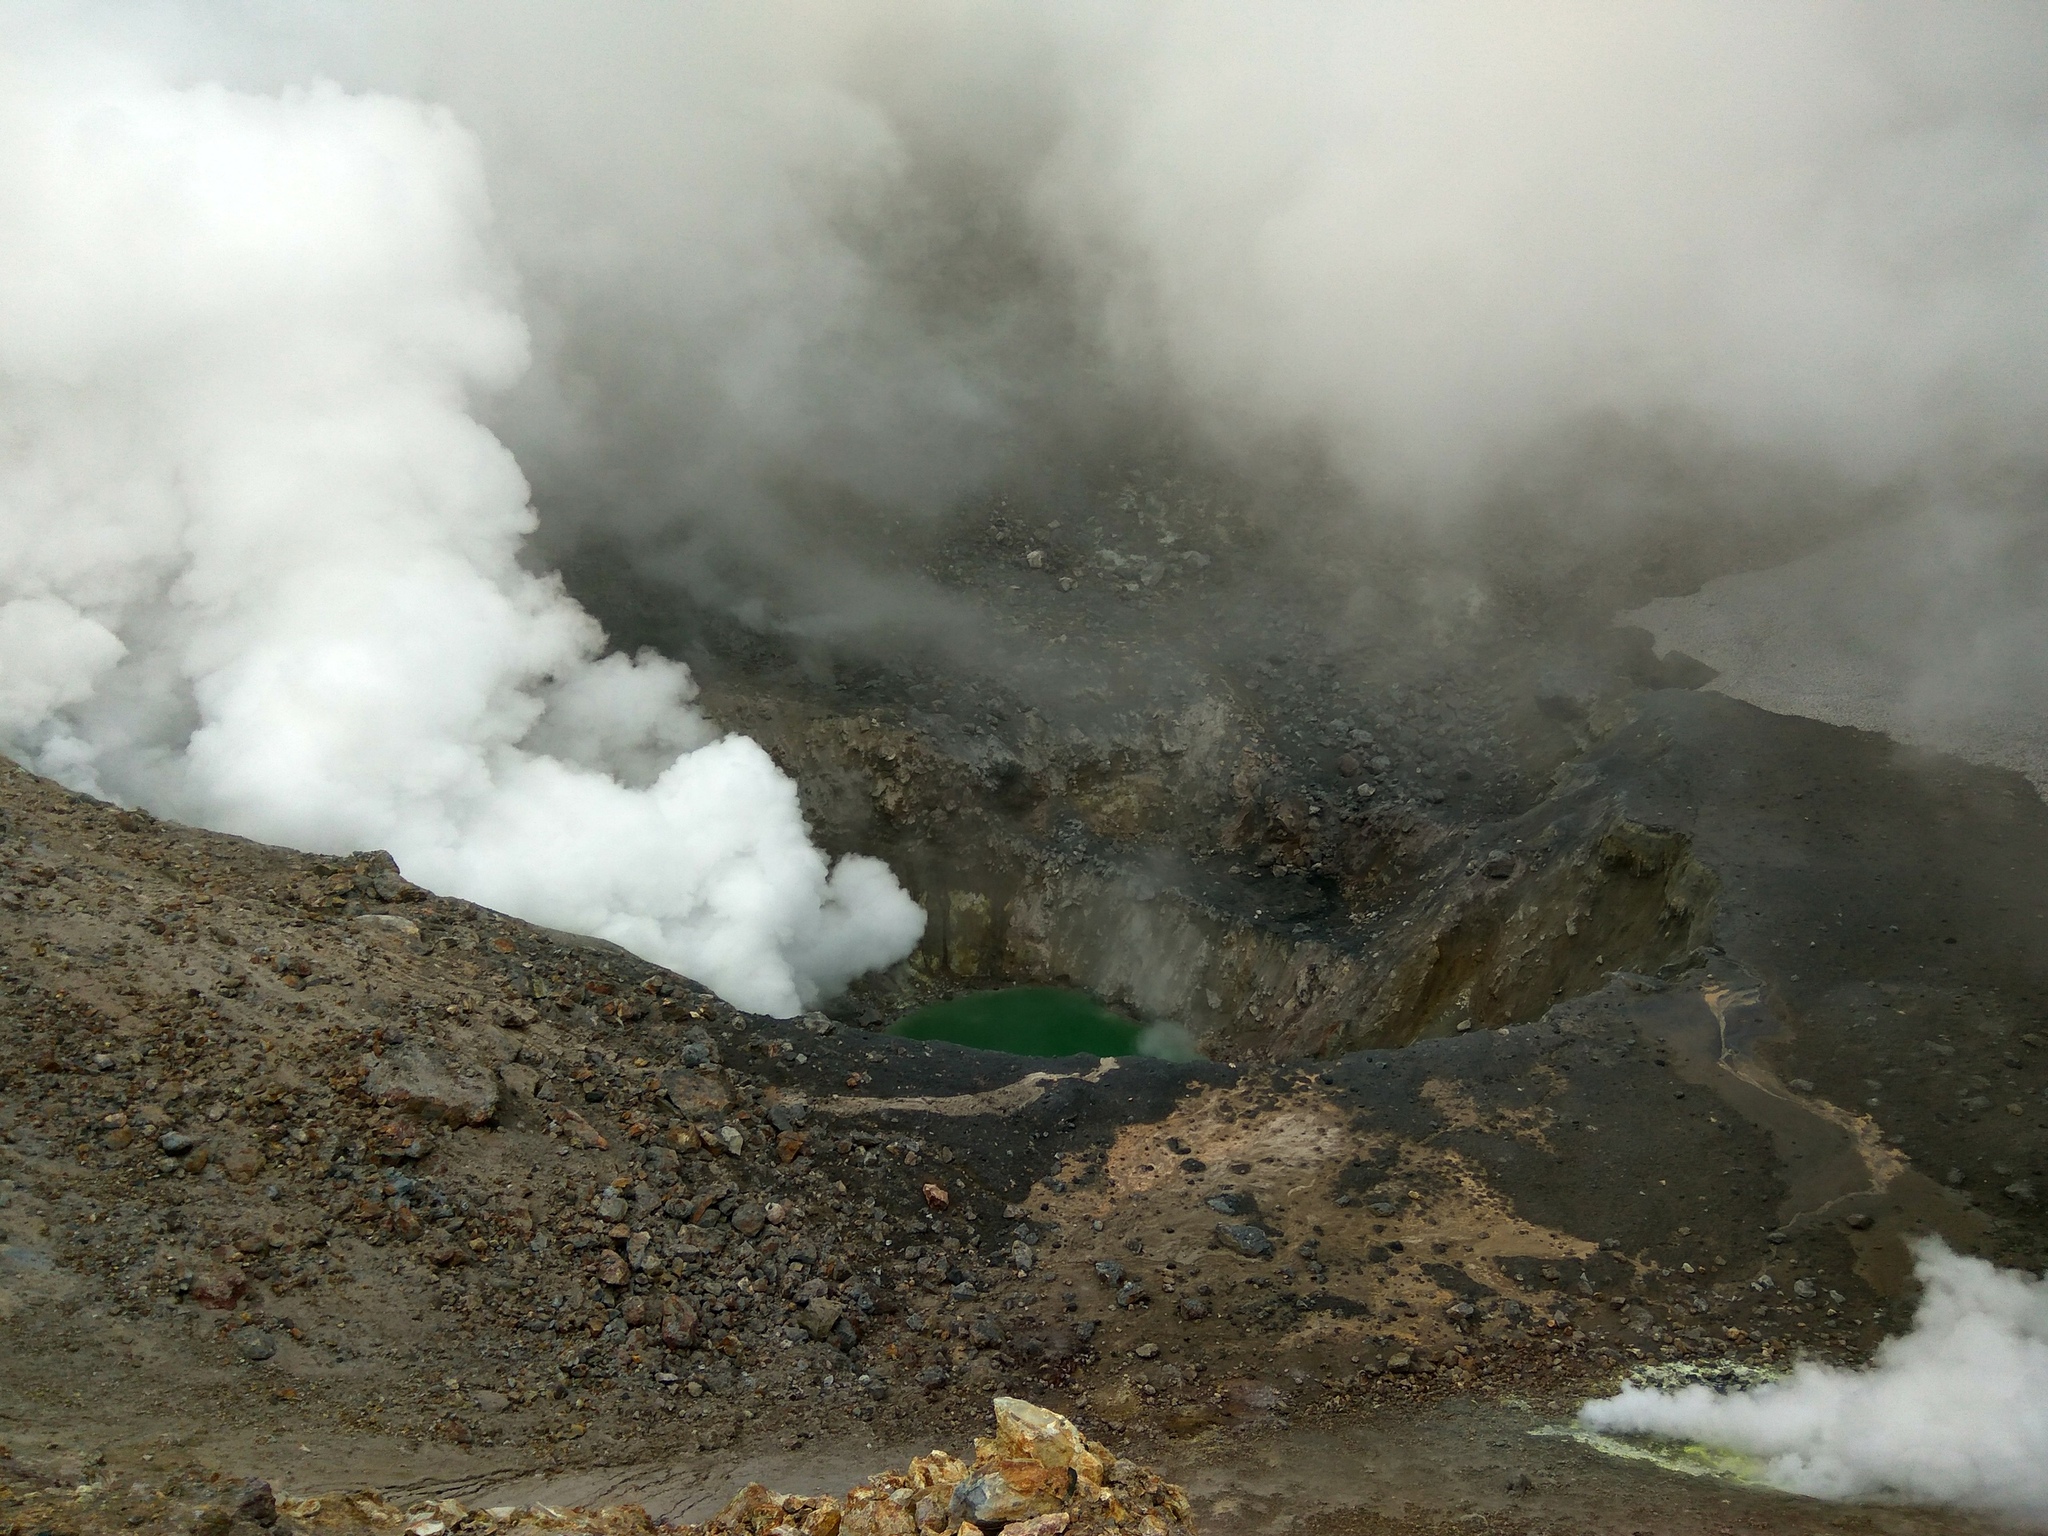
[
  {"left": 5, "top": 742, "right": 2033, "bottom": 1536},
  {"left": 0, "top": 45, "right": 923, "bottom": 1015},
  {"left": 1583, "top": 1240, "right": 2048, "bottom": 1522}
]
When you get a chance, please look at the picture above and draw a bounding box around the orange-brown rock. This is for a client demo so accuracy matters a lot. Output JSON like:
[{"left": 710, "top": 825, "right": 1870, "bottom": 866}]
[{"left": 675, "top": 1400, "right": 1191, "bottom": 1536}]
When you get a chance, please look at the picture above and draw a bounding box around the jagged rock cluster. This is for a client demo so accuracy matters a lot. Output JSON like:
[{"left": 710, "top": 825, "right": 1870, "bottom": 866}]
[{"left": 682, "top": 1399, "right": 1193, "bottom": 1536}]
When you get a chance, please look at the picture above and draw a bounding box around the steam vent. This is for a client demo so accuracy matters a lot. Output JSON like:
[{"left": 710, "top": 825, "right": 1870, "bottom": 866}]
[{"left": 7, "top": 8, "right": 2048, "bottom": 1535}]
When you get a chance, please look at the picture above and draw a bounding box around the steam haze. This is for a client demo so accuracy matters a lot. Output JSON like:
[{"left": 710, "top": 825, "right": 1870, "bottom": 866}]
[
  {"left": 4, "top": 6, "right": 2048, "bottom": 1523},
  {"left": 346, "top": 5, "right": 2048, "bottom": 618},
  {"left": 300, "top": 1, "right": 2048, "bottom": 751},
  {"left": 5, "top": 6, "right": 2048, "bottom": 988}
]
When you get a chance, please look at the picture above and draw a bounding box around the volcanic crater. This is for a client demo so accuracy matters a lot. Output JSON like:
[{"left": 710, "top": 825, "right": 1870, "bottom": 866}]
[{"left": 5, "top": 461, "right": 2041, "bottom": 1535}]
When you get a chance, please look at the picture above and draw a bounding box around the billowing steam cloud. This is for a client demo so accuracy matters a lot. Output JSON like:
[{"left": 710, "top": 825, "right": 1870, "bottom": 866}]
[
  {"left": 6, "top": 3, "right": 2047, "bottom": 1011},
  {"left": 0, "top": 38, "right": 924, "bottom": 1016},
  {"left": 1581, "top": 1240, "right": 2048, "bottom": 1520}
]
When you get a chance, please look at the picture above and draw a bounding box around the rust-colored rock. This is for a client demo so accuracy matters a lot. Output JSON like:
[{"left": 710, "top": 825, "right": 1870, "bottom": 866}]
[
  {"left": 699, "top": 1483, "right": 844, "bottom": 1536},
  {"left": 660, "top": 1293, "right": 701, "bottom": 1348},
  {"left": 553, "top": 1107, "right": 610, "bottom": 1149},
  {"left": 222, "top": 1146, "right": 266, "bottom": 1183},
  {"left": 666, "top": 1073, "right": 735, "bottom": 1120},
  {"left": 189, "top": 1266, "right": 247, "bottom": 1310}
]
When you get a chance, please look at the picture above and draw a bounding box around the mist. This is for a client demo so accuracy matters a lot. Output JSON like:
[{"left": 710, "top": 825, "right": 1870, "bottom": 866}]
[
  {"left": 325, "top": 4, "right": 2048, "bottom": 649},
  {"left": 5, "top": 2, "right": 2047, "bottom": 1016},
  {"left": 1582, "top": 1240, "right": 2048, "bottom": 1520}
]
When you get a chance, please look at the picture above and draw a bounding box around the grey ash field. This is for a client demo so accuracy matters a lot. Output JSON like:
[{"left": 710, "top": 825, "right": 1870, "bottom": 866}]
[{"left": 5, "top": 640, "right": 2048, "bottom": 1533}]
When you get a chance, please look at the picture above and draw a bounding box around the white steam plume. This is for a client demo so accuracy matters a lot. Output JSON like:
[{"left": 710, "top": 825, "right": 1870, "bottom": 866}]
[
  {"left": 0, "top": 39, "right": 924, "bottom": 1017},
  {"left": 1581, "top": 1240, "right": 2048, "bottom": 1521}
]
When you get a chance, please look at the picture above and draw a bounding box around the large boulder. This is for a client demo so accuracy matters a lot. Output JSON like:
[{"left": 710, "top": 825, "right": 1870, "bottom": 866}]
[
  {"left": 950, "top": 1399, "right": 1106, "bottom": 1527},
  {"left": 666, "top": 1072, "right": 735, "bottom": 1120},
  {"left": 362, "top": 1042, "right": 499, "bottom": 1126}
]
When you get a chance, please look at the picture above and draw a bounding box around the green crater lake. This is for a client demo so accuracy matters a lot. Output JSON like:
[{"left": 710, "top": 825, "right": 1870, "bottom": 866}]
[{"left": 888, "top": 987, "right": 1193, "bottom": 1060}]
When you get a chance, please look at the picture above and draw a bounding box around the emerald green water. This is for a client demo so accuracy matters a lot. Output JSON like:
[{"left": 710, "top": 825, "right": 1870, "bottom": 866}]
[{"left": 888, "top": 986, "right": 1194, "bottom": 1060}]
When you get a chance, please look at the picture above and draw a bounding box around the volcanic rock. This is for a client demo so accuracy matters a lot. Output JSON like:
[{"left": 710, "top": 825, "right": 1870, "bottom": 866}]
[
  {"left": 660, "top": 1294, "right": 702, "bottom": 1348},
  {"left": 362, "top": 1041, "right": 499, "bottom": 1126},
  {"left": 232, "top": 1326, "right": 275, "bottom": 1361},
  {"left": 667, "top": 1073, "right": 735, "bottom": 1120},
  {"left": 189, "top": 1267, "right": 248, "bottom": 1310},
  {"left": 800, "top": 1298, "right": 845, "bottom": 1340},
  {"left": 231, "top": 1479, "right": 278, "bottom": 1527},
  {"left": 1214, "top": 1222, "right": 1274, "bottom": 1258},
  {"left": 674, "top": 1399, "right": 1190, "bottom": 1536}
]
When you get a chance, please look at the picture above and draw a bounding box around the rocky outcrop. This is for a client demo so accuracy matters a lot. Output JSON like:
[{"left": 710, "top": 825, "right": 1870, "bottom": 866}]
[{"left": 680, "top": 1398, "right": 1194, "bottom": 1536}]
